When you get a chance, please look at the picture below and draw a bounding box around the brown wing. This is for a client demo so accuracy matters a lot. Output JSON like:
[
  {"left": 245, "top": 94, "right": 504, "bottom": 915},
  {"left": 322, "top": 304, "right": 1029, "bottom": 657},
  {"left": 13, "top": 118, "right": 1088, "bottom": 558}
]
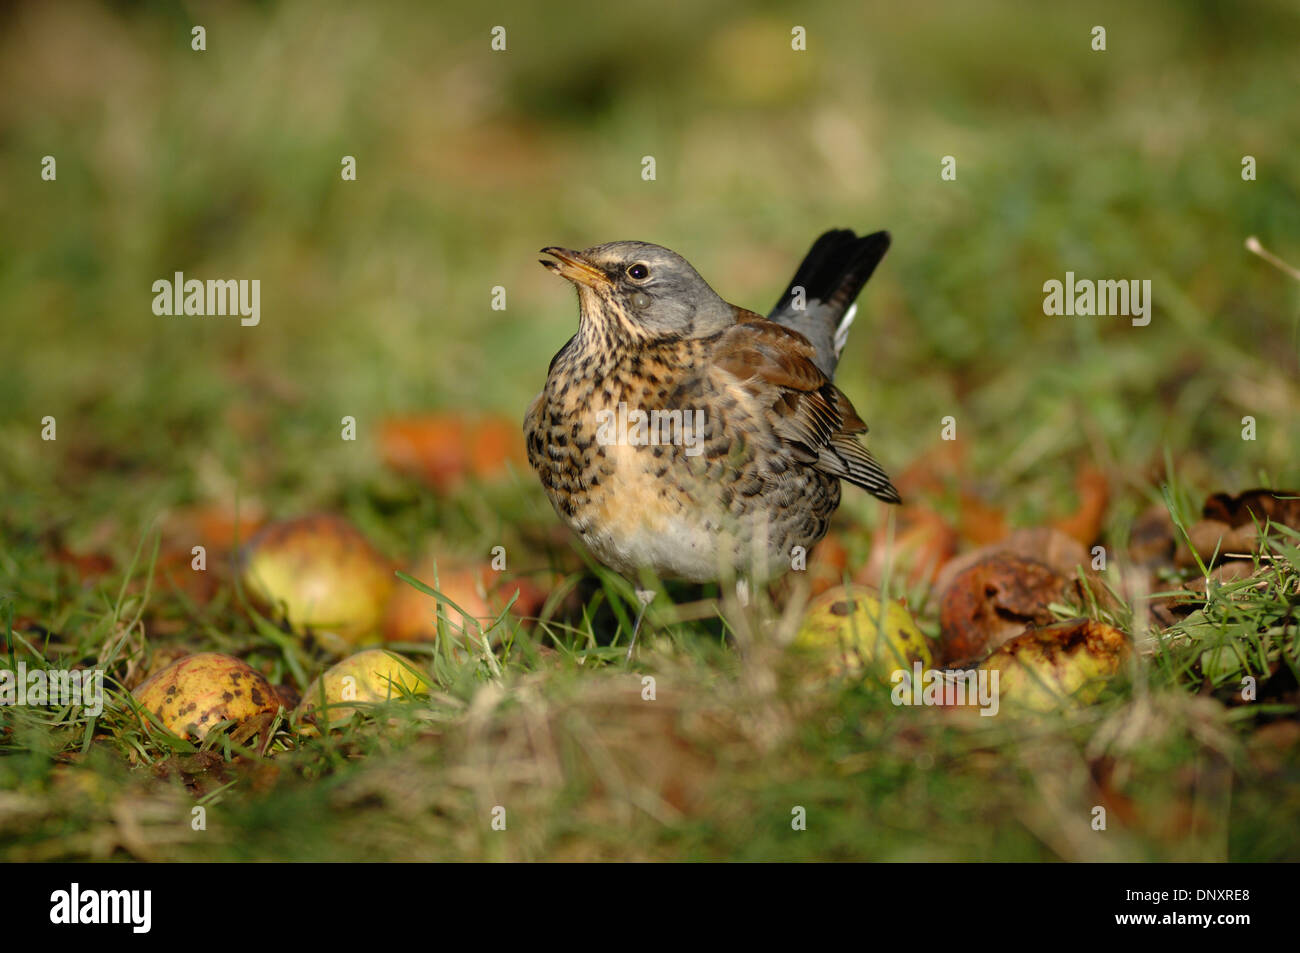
[{"left": 713, "top": 319, "right": 900, "bottom": 503}]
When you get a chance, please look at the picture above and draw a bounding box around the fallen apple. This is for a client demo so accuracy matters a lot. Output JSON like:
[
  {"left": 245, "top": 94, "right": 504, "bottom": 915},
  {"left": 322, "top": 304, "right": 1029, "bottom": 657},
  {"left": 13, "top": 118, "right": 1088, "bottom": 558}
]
[
  {"left": 792, "top": 584, "right": 932, "bottom": 678},
  {"left": 133, "top": 652, "right": 282, "bottom": 740},
  {"left": 241, "top": 514, "right": 395, "bottom": 653},
  {"left": 977, "top": 619, "right": 1128, "bottom": 712},
  {"left": 938, "top": 553, "right": 1078, "bottom": 667},
  {"left": 135, "top": 644, "right": 193, "bottom": 686},
  {"left": 295, "top": 648, "right": 432, "bottom": 727}
]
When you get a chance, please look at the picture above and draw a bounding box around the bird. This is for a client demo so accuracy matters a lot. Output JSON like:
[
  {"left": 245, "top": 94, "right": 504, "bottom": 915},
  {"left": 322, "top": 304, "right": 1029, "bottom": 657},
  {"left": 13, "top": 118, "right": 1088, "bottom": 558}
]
[{"left": 524, "top": 229, "right": 898, "bottom": 657}]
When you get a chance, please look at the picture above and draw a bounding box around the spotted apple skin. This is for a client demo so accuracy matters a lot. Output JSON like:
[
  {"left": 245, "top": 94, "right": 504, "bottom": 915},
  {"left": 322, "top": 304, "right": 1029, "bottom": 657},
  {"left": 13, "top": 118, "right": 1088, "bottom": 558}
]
[{"left": 134, "top": 652, "right": 281, "bottom": 739}]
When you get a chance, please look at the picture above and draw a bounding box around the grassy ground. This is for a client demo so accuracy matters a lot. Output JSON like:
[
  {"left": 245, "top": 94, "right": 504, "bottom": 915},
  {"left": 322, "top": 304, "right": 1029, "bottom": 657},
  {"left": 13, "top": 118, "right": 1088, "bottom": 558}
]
[{"left": 1, "top": 0, "right": 1298, "bottom": 861}]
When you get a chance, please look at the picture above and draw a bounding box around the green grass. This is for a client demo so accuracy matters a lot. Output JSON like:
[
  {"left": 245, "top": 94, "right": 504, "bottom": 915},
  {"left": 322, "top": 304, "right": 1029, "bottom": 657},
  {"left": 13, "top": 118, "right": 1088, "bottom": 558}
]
[{"left": 1, "top": 0, "right": 1299, "bottom": 861}]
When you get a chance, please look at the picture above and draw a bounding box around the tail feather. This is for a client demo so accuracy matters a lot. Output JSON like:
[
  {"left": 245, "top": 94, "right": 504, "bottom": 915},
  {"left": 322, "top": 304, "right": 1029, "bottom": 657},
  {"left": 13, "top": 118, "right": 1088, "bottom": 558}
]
[
  {"left": 766, "top": 229, "right": 890, "bottom": 379},
  {"left": 832, "top": 302, "right": 857, "bottom": 357}
]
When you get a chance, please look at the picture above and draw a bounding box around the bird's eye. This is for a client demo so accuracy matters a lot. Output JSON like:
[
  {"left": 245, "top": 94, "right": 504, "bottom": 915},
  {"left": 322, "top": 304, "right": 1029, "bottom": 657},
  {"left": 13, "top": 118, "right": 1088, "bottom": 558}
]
[{"left": 627, "top": 263, "right": 650, "bottom": 281}]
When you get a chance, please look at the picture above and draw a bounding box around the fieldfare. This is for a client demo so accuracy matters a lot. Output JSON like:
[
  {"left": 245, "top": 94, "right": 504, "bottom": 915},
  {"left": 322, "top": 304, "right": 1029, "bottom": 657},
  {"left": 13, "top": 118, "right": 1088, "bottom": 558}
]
[{"left": 525, "top": 229, "right": 898, "bottom": 654}]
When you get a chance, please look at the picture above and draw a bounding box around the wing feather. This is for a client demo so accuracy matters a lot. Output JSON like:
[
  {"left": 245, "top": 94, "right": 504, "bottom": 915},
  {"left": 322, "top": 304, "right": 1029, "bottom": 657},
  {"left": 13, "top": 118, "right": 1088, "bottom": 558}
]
[{"left": 713, "top": 320, "right": 899, "bottom": 503}]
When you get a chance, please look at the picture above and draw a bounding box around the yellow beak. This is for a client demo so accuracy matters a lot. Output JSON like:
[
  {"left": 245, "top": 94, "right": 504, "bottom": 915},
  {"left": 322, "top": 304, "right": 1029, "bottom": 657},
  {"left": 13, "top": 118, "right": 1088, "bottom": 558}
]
[{"left": 539, "top": 247, "right": 612, "bottom": 289}]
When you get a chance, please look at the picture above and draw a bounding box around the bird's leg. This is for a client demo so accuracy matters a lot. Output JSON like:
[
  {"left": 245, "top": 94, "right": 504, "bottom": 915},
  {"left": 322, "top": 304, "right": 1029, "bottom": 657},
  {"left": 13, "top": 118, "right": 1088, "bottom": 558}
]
[
  {"left": 624, "top": 587, "right": 655, "bottom": 660},
  {"left": 625, "top": 588, "right": 656, "bottom": 661}
]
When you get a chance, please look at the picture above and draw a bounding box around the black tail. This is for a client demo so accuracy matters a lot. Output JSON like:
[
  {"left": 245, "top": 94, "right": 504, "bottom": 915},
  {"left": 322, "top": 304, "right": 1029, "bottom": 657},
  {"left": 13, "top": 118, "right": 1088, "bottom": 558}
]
[{"left": 766, "top": 229, "right": 890, "bottom": 378}]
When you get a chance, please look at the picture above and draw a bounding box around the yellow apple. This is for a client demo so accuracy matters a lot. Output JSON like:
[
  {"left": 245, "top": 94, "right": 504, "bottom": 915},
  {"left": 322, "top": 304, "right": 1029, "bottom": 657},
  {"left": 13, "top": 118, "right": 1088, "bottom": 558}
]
[
  {"left": 241, "top": 514, "right": 395, "bottom": 653},
  {"left": 133, "top": 652, "right": 282, "bottom": 740},
  {"left": 295, "top": 648, "right": 431, "bottom": 728},
  {"left": 793, "top": 584, "right": 932, "bottom": 678}
]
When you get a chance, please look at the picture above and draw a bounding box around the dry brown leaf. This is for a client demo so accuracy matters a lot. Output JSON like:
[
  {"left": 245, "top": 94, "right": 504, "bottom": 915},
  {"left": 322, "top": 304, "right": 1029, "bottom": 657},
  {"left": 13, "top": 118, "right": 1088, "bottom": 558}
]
[
  {"left": 1128, "top": 503, "right": 1177, "bottom": 568},
  {"left": 1202, "top": 488, "right": 1300, "bottom": 529},
  {"left": 1053, "top": 466, "right": 1110, "bottom": 546},
  {"left": 856, "top": 507, "right": 959, "bottom": 589},
  {"left": 805, "top": 530, "right": 849, "bottom": 596},
  {"left": 380, "top": 413, "right": 525, "bottom": 492},
  {"left": 1177, "top": 519, "right": 1259, "bottom": 568}
]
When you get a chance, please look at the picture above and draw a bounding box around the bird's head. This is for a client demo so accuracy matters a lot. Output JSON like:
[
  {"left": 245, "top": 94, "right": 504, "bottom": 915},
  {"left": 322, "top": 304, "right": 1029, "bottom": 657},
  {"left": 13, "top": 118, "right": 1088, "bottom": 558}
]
[{"left": 540, "top": 241, "right": 734, "bottom": 342}]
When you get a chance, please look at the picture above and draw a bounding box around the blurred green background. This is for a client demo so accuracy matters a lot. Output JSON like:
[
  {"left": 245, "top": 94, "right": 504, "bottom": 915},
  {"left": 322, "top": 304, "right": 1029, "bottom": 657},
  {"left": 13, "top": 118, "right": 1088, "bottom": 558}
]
[{"left": 1, "top": 0, "right": 1298, "bottom": 545}]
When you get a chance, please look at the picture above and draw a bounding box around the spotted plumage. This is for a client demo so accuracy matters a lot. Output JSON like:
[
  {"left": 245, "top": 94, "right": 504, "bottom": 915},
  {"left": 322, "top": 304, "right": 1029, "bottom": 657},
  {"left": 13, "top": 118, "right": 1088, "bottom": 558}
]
[{"left": 524, "top": 229, "right": 898, "bottom": 587}]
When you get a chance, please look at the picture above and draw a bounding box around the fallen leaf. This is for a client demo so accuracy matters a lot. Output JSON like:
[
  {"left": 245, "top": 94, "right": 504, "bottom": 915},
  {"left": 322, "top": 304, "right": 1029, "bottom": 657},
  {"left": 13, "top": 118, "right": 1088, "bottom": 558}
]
[
  {"left": 856, "top": 507, "right": 959, "bottom": 589},
  {"left": 1202, "top": 488, "right": 1300, "bottom": 529},
  {"left": 52, "top": 548, "right": 114, "bottom": 580},
  {"left": 957, "top": 492, "right": 1008, "bottom": 545},
  {"left": 1128, "top": 504, "right": 1177, "bottom": 568},
  {"left": 380, "top": 413, "right": 525, "bottom": 492},
  {"left": 1177, "top": 519, "right": 1258, "bottom": 568},
  {"left": 168, "top": 503, "right": 267, "bottom": 551},
  {"left": 1053, "top": 466, "right": 1110, "bottom": 546},
  {"left": 152, "top": 547, "right": 221, "bottom": 604},
  {"left": 805, "top": 530, "right": 849, "bottom": 596}
]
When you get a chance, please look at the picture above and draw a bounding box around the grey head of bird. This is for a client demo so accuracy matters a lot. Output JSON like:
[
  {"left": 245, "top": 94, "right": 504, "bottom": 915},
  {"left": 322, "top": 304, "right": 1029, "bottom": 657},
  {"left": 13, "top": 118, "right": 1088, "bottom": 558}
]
[{"left": 540, "top": 241, "right": 737, "bottom": 343}]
